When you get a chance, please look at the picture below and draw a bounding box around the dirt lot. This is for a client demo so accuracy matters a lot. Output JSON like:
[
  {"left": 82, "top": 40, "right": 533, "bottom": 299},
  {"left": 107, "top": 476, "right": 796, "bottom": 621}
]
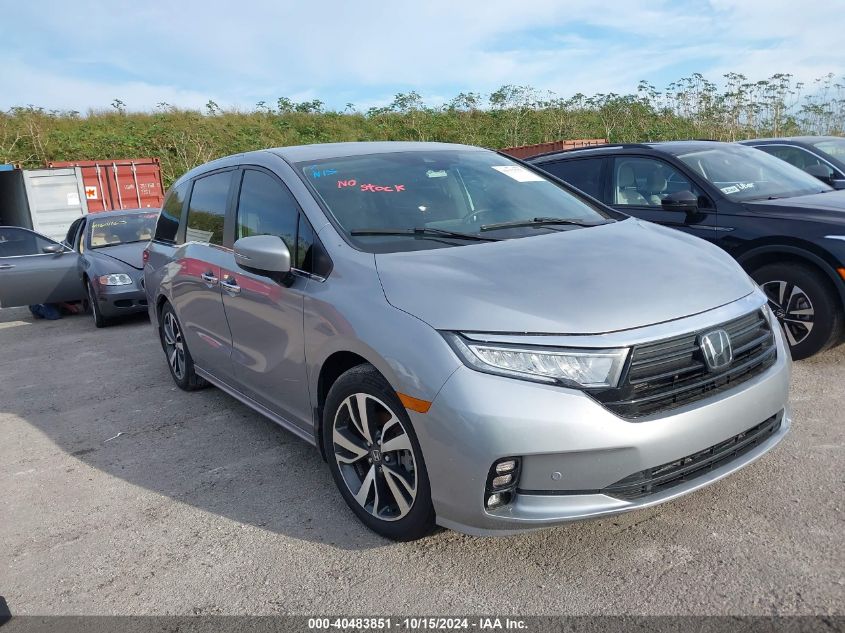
[{"left": 0, "top": 306, "right": 842, "bottom": 616}]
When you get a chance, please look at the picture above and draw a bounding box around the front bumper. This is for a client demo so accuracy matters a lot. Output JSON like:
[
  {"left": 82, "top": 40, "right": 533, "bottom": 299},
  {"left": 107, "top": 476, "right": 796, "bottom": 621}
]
[
  {"left": 413, "top": 307, "right": 792, "bottom": 536},
  {"left": 95, "top": 281, "right": 148, "bottom": 317}
]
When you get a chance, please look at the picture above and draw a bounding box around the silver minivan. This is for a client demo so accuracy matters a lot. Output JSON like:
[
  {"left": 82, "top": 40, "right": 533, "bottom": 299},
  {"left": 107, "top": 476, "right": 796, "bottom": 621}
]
[{"left": 144, "top": 142, "right": 791, "bottom": 540}]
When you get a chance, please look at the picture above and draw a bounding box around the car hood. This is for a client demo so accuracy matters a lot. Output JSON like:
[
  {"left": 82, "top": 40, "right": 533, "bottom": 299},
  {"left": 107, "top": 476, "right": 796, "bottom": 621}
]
[
  {"left": 89, "top": 242, "right": 147, "bottom": 270},
  {"left": 745, "top": 189, "right": 845, "bottom": 225},
  {"left": 375, "top": 218, "right": 756, "bottom": 334}
]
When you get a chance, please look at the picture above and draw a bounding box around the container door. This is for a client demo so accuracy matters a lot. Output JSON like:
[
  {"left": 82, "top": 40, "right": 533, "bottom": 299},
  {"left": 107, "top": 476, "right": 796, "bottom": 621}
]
[
  {"left": 21, "top": 168, "right": 89, "bottom": 242},
  {"left": 0, "top": 226, "right": 83, "bottom": 308},
  {"left": 47, "top": 159, "right": 165, "bottom": 212},
  {"left": 108, "top": 161, "right": 165, "bottom": 210},
  {"left": 80, "top": 164, "right": 113, "bottom": 212}
]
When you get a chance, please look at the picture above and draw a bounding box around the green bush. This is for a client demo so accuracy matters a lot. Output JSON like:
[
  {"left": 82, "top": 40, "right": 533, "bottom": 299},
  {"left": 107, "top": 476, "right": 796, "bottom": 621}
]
[{"left": 1, "top": 72, "right": 842, "bottom": 188}]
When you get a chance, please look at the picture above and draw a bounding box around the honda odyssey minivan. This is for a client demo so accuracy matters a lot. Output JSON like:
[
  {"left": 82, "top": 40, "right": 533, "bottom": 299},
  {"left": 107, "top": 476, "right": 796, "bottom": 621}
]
[{"left": 144, "top": 142, "right": 791, "bottom": 540}]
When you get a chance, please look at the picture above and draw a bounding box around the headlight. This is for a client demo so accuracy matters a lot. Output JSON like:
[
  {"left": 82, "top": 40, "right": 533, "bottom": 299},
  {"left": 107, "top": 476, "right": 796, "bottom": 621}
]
[
  {"left": 98, "top": 273, "right": 133, "bottom": 286},
  {"left": 443, "top": 333, "right": 629, "bottom": 388}
]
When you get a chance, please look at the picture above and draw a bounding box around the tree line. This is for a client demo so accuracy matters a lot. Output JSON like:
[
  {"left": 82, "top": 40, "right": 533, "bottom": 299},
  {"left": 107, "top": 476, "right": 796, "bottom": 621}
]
[{"left": 1, "top": 72, "right": 844, "bottom": 187}]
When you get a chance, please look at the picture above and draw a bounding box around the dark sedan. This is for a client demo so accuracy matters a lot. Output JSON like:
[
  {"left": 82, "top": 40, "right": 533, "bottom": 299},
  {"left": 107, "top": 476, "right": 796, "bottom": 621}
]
[
  {"left": 0, "top": 209, "right": 158, "bottom": 327},
  {"left": 527, "top": 141, "right": 845, "bottom": 359},
  {"left": 740, "top": 136, "right": 845, "bottom": 189}
]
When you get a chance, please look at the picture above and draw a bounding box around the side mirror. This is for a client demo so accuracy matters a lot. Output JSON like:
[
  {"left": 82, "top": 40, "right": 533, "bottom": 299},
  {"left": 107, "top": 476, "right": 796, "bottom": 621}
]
[
  {"left": 803, "top": 164, "right": 835, "bottom": 186},
  {"left": 233, "top": 235, "right": 291, "bottom": 276},
  {"left": 830, "top": 179, "right": 845, "bottom": 190},
  {"left": 42, "top": 243, "right": 65, "bottom": 254},
  {"left": 661, "top": 190, "right": 698, "bottom": 213}
]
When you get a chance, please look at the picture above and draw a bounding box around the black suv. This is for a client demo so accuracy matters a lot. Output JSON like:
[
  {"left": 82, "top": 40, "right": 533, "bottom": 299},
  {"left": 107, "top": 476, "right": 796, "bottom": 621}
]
[
  {"left": 528, "top": 141, "right": 845, "bottom": 359},
  {"left": 740, "top": 136, "right": 845, "bottom": 190}
]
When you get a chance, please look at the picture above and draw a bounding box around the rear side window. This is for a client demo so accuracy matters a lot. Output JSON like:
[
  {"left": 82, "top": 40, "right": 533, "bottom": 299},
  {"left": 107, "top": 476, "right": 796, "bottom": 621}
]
[
  {"left": 155, "top": 182, "right": 188, "bottom": 243},
  {"left": 186, "top": 172, "right": 232, "bottom": 246},
  {"left": 539, "top": 158, "right": 604, "bottom": 199}
]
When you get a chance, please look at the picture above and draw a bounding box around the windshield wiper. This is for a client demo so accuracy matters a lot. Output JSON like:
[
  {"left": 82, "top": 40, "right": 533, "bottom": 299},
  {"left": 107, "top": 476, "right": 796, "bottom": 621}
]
[
  {"left": 350, "top": 227, "right": 501, "bottom": 242},
  {"left": 479, "top": 216, "right": 608, "bottom": 232}
]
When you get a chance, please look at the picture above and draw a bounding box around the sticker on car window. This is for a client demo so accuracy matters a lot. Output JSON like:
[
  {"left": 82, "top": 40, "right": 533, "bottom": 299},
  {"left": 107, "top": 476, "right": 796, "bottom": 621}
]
[
  {"left": 491, "top": 165, "right": 545, "bottom": 182},
  {"left": 720, "top": 183, "right": 755, "bottom": 195},
  {"left": 426, "top": 169, "right": 447, "bottom": 178}
]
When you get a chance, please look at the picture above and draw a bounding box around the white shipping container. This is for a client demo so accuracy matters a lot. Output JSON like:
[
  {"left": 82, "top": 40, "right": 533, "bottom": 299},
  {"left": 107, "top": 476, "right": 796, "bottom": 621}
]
[{"left": 0, "top": 167, "right": 89, "bottom": 242}]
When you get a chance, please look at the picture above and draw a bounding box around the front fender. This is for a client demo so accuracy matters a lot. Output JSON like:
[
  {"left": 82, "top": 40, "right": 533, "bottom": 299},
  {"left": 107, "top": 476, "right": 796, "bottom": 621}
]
[
  {"left": 303, "top": 256, "right": 461, "bottom": 433},
  {"left": 737, "top": 241, "right": 845, "bottom": 308}
]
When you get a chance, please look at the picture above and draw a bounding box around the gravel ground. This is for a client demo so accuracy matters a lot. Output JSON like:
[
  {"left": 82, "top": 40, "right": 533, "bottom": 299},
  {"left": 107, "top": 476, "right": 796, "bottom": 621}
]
[{"left": 0, "top": 306, "right": 842, "bottom": 616}]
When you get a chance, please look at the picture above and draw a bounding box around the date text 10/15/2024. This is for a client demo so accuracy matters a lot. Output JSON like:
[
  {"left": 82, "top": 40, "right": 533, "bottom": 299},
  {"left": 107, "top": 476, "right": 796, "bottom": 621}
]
[{"left": 308, "top": 617, "right": 528, "bottom": 630}]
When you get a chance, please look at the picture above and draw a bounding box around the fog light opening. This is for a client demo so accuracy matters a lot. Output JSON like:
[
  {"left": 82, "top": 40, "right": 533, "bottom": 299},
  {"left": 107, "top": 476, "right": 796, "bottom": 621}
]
[
  {"left": 486, "top": 491, "right": 513, "bottom": 509},
  {"left": 492, "top": 473, "right": 513, "bottom": 488},
  {"left": 484, "top": 457, "right": 521, "bottom": 511},
  {"left": 495, "top": 459, "right": 517, "bottom": 474}
]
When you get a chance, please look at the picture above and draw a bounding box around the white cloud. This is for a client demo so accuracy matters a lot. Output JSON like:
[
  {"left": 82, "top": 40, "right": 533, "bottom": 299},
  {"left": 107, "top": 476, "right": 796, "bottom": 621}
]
[
  {"left": 1, "top": 59, "right": 224, "bottom": 112},
  {"left": 0, "top": 0, "right": 842, "bottom": 111}
]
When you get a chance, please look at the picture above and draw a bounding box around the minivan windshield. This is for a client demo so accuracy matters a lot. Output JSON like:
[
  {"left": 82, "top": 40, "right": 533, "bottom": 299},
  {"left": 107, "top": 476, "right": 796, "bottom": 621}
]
[
  {"left": 676, "top": 144, "right": 832, "bottom": 202},
  {"left": 88, "top": 212, "right": 158, "bottom": 249},
  {"left": 297, "top": 150, "right": 614, "bottom": 253}
]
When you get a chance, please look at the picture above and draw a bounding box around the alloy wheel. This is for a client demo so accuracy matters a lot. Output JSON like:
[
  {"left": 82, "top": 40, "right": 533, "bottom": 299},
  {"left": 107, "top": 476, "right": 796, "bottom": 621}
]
[
  {"left": 162, "top": 312, "right": 186, "bottom": 380},
  {"left": 332, "top": 393, "right": 417, "bottom": 521},
  {"left": 762, "top": 280, "right": 815, "bottom": 347}
]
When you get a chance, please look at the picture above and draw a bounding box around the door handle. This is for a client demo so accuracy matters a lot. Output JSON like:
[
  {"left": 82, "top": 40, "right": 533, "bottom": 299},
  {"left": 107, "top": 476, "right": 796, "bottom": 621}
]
[
  {"left": 220, "top": 277, "right": 241, "bottom": 295},
  {"left": 0, "top": 264, "right": 14, "bottom": 270},
  {"left": 200, "top": 271, "right": 218, "bottom": 286}
]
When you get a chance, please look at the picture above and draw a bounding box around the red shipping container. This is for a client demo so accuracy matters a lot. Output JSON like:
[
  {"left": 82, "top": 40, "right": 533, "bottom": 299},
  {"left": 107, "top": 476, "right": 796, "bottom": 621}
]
[
  {"left": 499, "top": 139, "right": 608, "bottom": 160},
  {"left": 46, "top": 158, "right": 165, "bottom": 213}
]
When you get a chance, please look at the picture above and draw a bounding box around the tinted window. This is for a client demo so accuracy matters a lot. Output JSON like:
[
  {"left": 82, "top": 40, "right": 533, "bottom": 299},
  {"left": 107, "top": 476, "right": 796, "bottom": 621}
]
[
  {"left": 540, "top": 158, "right": 604, "bottom": 199},
  {"left": 758, "top": 146, "right": 834, "bottom": 177},
  {"left": 64, "top": 218, "right": 84, "bottom": 249},
  {"left": 236, "top": 170, "right": 299, "bottom": 256},
  {"left": 0, "top": 227, "right": 58, "bottom": 257},
  {"left": 612, "top": 157, "right": 701, "bottom": 207},
  {"left": 155, "top": 182, "right": 188, "bottom": 244},
  {"left": 295, "top": 214, "right": 314, "bottom": 270},
  {"left": 186, "top": 172, "right": 232, "bottom": 245}
]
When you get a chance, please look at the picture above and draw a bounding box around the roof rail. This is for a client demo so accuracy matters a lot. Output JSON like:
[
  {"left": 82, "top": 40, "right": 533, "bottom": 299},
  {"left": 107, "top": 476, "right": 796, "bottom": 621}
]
[{"left": 527, "top": 142, "right": 653, "bottom": 160}]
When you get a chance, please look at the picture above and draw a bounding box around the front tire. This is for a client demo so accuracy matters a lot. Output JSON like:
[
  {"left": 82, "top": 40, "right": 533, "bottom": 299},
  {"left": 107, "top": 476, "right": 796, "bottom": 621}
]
[
  {"left": 323, "top": 364, "right": 436, "bottom": 541},
  {"left": 87, "top": 280, "right": 108, "bottom": 328},
  {"left": 753, "top": 263, "right": 844, "bottom": 360},
  {"left": 158, "top": 302, "right": 207, "bottom": 391}
]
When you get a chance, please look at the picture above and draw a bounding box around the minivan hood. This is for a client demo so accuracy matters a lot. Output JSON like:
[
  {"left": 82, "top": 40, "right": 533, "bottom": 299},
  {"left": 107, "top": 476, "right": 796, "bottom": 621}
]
[
  {"left": 375, "top": 218, "right": 755, "bottom": 334},
  {"left": 92, "top": 242, "right": 147, "bottom": 270}
]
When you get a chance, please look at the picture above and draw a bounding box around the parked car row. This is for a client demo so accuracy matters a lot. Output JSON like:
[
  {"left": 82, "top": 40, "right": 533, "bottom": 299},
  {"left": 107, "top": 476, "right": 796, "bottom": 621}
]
[
  {"left": 528, "top": 141, "right": 845, "bottom": 359},
  {"left": 1, "top": 137, "right": 842, "bottom": 541}
]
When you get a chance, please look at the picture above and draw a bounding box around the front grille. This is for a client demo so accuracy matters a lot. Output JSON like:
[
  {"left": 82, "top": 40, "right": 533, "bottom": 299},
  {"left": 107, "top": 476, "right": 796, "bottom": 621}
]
[
  {"left": 602, "top": 413, "right": 783, "bottom": 500},
  {"left": 591, "top": 309, "right": 776, "bottom": 419}
]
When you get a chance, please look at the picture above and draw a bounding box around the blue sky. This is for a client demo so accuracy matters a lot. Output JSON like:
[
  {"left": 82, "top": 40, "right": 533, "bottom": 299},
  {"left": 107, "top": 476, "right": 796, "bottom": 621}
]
[{"left": 1, "top": 0, "right": 842, "bottom": 112}]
